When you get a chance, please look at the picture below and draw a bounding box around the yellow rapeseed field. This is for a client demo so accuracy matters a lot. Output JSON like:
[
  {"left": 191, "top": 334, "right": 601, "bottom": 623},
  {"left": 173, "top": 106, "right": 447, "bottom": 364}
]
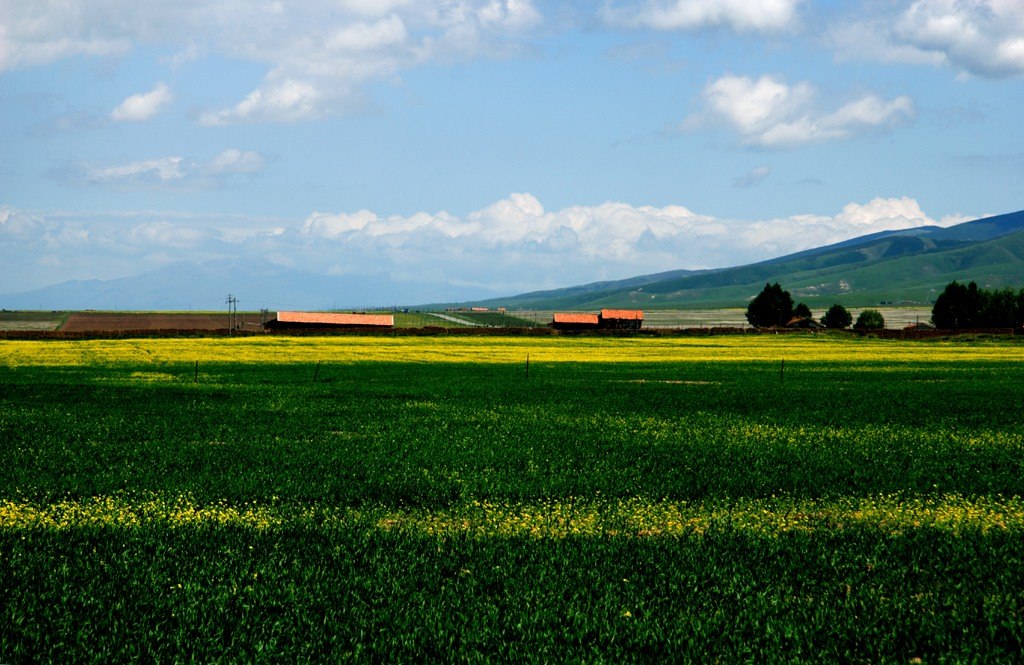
[
  {"left": 2, "top": 493, "right": 1021, "bottom": 538},
  {"left": 1, "top": 334, "right": 1021, "bottom": 367}
]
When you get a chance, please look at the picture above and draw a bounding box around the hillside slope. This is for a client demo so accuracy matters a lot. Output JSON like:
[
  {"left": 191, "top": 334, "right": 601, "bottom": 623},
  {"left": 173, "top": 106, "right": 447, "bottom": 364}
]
[{"left": 465, "top": 210, "right": 1024, "bottom": 309}]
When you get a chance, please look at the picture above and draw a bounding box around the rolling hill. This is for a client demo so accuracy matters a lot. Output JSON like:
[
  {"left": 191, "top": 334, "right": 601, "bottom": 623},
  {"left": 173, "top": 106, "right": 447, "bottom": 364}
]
[
  {"left": 4, "top": 210, "right": 1022, "bottom": 312},
  {"left": 462, "top": 210, "right": 1024, "bottom": 310}
]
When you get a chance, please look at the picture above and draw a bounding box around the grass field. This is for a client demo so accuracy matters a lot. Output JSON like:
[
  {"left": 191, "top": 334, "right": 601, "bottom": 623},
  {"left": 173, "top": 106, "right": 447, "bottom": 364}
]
[
  {"left": 0, "top": 310, "right": 67, "bottom": 331},
  {"left": 0, "top": 307, "right": 939, "bottom": 332},
  {"left": 2, "top": 335, "right": 1023, "bottom": 661},
  {"left": 0, "top": 309, "right": 544, "bottom": 331},
  {"left": 514, "top": 307, "right": 935, "bottom": 329},
  {"left": 391, "top": 310, "right": 544, "bottom": 328}
]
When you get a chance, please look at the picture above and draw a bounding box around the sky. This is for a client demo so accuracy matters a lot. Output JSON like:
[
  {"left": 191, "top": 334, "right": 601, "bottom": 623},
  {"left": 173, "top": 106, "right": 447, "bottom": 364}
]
[{"left": 1, "top": 0, "right": 1023, "bottom": 307}]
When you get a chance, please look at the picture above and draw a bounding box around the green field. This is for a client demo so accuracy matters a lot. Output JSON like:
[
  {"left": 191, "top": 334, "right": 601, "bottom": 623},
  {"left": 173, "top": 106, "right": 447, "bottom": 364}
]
[
  {"left": 400, "top": 310, "right": 545, "bottom": 328},
  {"left": 0, "top": 310, "right": 67, "bottom": 331},
  {"left": 2, "top": 336, "right": 1023, "bottom": 661}
]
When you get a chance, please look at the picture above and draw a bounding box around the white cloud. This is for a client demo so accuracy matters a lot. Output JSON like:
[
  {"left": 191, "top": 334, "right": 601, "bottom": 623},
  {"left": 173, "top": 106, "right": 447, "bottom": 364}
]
[
  {"left": 0, "top": 1, "right": 133, "bottom": 71},
  {"left": 600, "top": 0, "right": 804, "bottom": 33},
  {"left": 303, "top": 210, "right": 380, "bottom": 238},
  {"left": 735, "top": 197, "right": 944, "bottom": 257},
  {"left": 480, "top": 0, "right": 542, "bottom": 30},
  {"left": 685, "top": 74, "right": 914, "bottom": 147},
  {"left": 86, "top": 157, "right": 188, "bottom": 184},
  {"left": 834, "top": 196, "right": 933, "bottom": 229},
  {"left": 70, "top": 149, "right": 265, "bottom": 188},
  {"left": 0, "top": 206, "right": 56, "bottom": 241},
  {"left": 0, "top": 195, "right": 974, "bottom": 296},
  {"left": 196, "top": 1, "right": 542, "bottom": 123},
  {"left": 896, "top": 0, "right": 1024, "bottom": 77},
  {"left": 0, "top": 1, "right": 544, "bottom": 123},
  {"left": 327, "top": 13, "right": 409, "bottom": 52},
  {"left": 830, "top": 0, "right": 1024, "bottom": 78},
  {"left": 129, "top": 221, "right": 209, "bottom": 248},
  {"left": 110, "top": 82, "right": 172, "bottom": 121},
  {"left": 734, "top": 165, "right": 772, "bottom": 188},
  {"left": 828, "top": 20, "right": 946, "bottom": 68},
  {"left": 199, "top": 78, "right": 328, "bottom": 126},
  {"left": 298, "top": 193, "right": 957, "bottom": 280},
  {"left": 206, "top": 149, "right": 265, "bottom": 175}
]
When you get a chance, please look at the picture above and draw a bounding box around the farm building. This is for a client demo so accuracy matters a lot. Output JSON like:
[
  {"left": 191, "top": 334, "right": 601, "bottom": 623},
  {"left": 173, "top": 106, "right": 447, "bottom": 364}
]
[
  {"left": 552, "top": 312, "right": 600, "bottom": 331},
  {"left": 599, "top": 309, "right": 644, "bottom": 331},
  {"left": 267, "top": 311, "right": 394, "bottom": 330},
  {"left": 551, "top": 310, "right": 644, "bottom": 331}
]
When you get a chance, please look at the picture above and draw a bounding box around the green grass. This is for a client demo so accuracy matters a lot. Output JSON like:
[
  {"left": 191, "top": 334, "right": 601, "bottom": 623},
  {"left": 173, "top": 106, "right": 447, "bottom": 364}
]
[
  {"left": 2, "top": 338, "right": 1024, "bottom": 661},
  {"left": 391, "top": 311, "right": 449, "bottom": 327},
  {"left": 390, "top": 311, "right": 542, "bottom": 328},
  {"left": 449, "top": 311, "right": 544, "bottom": 327},
  {"left": 0, "top": 310, "right": 67, "bottom": 331}
]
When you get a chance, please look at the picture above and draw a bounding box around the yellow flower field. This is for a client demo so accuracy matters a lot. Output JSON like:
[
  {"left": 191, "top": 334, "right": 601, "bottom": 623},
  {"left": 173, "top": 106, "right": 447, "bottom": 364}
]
[
  {"left": 2, "top": 493, "right": 1022, "bottom": 538},
  {"left": 3, "top": 333, "right": 1024, "bottom": 660},
  {"left": 1, "top": 333, "right": 1021, "bottom": 367}
]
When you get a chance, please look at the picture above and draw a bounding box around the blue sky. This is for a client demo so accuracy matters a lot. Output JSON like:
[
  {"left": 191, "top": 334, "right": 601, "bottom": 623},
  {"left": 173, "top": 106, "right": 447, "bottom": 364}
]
[{"left": 2, "top": 0, "right": 1023, "bottom": 305}]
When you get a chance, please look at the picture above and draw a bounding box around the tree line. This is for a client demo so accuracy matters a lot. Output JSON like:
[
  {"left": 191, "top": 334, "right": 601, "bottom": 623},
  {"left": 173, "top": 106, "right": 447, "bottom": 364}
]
[
  {"left": 746, "top": 280, "right": 1024, "bottom": 330},
  {"left": 931, "top": 281, "right": 1024, "bottom": 329},
  {"left": 745, "top": 283, "right": 883, "bottom": 330}
]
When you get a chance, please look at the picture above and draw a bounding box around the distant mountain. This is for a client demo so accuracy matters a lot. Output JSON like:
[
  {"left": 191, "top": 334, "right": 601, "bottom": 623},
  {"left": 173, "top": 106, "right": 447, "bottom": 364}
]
[
  {"left": 0, "top": 259, "right": 484, "bottom": 311},
  {"left": 6, "top": 210, "right": 1023, "bottom": 312},
  {"left": 460, "top": 209, "right": 1024, "bottom": 310}
]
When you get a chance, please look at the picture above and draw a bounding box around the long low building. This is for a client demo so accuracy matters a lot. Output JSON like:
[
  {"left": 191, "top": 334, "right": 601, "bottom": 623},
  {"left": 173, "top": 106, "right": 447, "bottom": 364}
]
[
  {"left": 551, "top": 309, "right": 643, "bottom": 331},
  {"left": 267, "top": 311, "right": 395, "bottom": 329},
  {"left": 552, "top": 312, "right": 600, "bottom": 330},
  {"left": 600, "top": 309, "right": 644, "bottom": 330}
]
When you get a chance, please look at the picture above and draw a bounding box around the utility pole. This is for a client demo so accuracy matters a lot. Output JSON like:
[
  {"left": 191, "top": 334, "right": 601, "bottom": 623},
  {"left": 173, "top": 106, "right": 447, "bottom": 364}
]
[{"left": 226, "top": 294, "right": 238, "bottom": 332}]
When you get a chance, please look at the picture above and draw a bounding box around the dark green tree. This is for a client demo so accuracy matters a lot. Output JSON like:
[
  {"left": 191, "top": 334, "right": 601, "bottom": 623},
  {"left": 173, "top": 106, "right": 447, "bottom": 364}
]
[
  {"left": 745, "top": 283, "right": 794, "bottom": 328},
  {"left": 853, "top": 309, "right": 885, "bottom": 330},
  {"left": 980, "top": 287, "right": 1020, "bottom": 327},
  {"left": 793, "top": 303, "right": 812, "bottom": 319},
  {"left": 820, "top": 303, "right": 852, "bottom": 329},
  {"left": 931, "top": 281, "right": 983, "bottom": 329}
]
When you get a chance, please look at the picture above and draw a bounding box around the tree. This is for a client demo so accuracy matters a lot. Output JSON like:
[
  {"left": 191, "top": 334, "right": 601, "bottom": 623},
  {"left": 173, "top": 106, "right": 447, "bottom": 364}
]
[
  {"left": 981, "top": 288, "right": 1019, "bottom": 327},
  {"left": 746, "top": 283, "right": 794, "bottom": 328},
  {"left": 820, "top": 303, "right": 852, "bottom": 329},
  {"left": 793, "top": 303, "right": 812, "bottom": 319},
  {"left": 853, "top": 309, "right": 885, "bottom": 330},
  {"left": 931, "top": 281, "right": 982, "bottom": 329},
  {"left": 932, "top": 280, "right": 1024, "bottom": 329}
]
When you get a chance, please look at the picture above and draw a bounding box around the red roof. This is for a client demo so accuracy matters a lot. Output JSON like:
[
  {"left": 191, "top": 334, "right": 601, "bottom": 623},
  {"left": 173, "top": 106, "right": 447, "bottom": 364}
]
[
  {"left": 600, "top": 309, "right": 644, "bottom": 321},
  {"left": 276, "top": 311, "right": 394, "bottom": 327},
  {"left": 553, "top": 312, "right": 600, "bottom": 325}
]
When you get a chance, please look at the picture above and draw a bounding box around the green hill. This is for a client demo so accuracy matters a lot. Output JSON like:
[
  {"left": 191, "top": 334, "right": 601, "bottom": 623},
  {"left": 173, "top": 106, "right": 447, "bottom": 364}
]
[{"left": 461, "top": 210, "right": 1024, "bottom": 310}]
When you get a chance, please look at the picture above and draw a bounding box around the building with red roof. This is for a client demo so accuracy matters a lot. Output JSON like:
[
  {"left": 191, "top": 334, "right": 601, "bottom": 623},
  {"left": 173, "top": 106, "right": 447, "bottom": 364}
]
[
  {"left": 268, "top": 311, "right": 394, "bottom": 329},
  {"left": 551, "top": 309, "right": 644, "bottom": 331},
  {"left": 599, "top": 309, "right": 644, "bottom": 330},
  {"left": 551, "top": 312, "right": 600, "bottom": 330}
]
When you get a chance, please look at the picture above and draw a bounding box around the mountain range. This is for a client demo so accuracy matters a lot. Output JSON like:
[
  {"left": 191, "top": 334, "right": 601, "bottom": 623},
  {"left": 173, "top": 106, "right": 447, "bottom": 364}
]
[
  {"left": 3, "top": 210, "right": 1023, "bottom": 311},
  {"left": 458, "top": 209, "right": 1024, "bottom": 310},
  {"left": 0, "top": 258, "right": 483, "bottom": 312}
]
